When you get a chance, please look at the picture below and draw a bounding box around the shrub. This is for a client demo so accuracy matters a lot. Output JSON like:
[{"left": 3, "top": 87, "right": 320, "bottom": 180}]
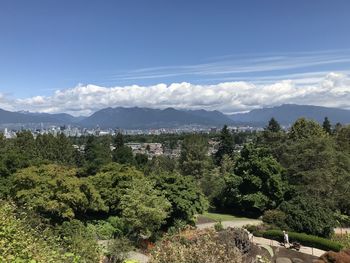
[
  {"left": 214, "top": 221, "right": 224, "bottom": 231},
  {"left": 105, "top": 237, "right": 132, "bottom": 263},
  {"left": 0, "top": 200, "right": 78, "bottom": 262},
  {"left": 150, "top": 228, "right": 242, "bottom": 263},
  {"left": 279, "top": 196, "right": 336, "bottom": 237},
  {"left": 262, "top": 209, "right": 287, "bottom": 229},
  {"left": 262, "top": 230, "right": 344, "bottom": 252}
]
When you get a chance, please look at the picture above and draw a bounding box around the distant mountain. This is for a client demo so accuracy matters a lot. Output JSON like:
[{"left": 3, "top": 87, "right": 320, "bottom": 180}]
[
  {"left": 79, "top": 107, "right": 233, "bottom": 129},
  {"left": 229, "top": 104, "right": 350, "bottom": 125},
  {"left": 0, "top": 108, "right": 78, "bottom": 125}
]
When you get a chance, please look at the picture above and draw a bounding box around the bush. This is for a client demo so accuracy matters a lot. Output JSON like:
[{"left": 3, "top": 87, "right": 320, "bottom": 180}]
[
  {"left": 262, "top": 209, "right": 287, "bottom": 229},
  {"left": 150, "top": 228, "right": 242, "bottom": 263},
  {"left": 262, "top": 230, "right": 344, "bottom": 252},
  {"left": 105, "top": 237, "right": 132, "bottom": 263},
  {"left": 214, "top": 221, "right": 224, "bottom": 231},
  {"left": 279, "top": 196, "right": 336, "bottom": 237},
  {"left": 0, "top": 200, "right": 78, "bottom": 262}
]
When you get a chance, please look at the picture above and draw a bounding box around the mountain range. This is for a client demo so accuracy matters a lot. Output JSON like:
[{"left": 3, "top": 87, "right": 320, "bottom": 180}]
[{"left": 0, "top": 104, "right": 349, "bottom": 129}]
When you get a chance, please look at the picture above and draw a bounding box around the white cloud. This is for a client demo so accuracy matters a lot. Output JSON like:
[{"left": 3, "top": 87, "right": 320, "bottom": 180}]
[{"left": 1, "top": 72, "right": 350, "bottom": 116}]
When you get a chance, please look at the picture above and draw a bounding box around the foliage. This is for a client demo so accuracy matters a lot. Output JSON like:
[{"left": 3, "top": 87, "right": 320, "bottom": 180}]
[
  {"left": 179, "top": 134, "right": 209, "bottom": 178},
  {"left": 120, "top": 178, "right": 171, "bottom": 238},
  {"left": 289, "top": 118, "right": 327, "bottom": 140},
  {"left": 279, "top": 196, "right": 336, "bottom": 237},
  {"left": 0, "top": 200, "right": 78, "bottom": 263},
  {"left": 262, "top": 209, "right": 287, "bottom": 229},
  {"left": 150, "top": 228, "right": 242, "bottom": 263},
  {"left": 215, "top": 125, "right": 235, "bottom": 165},
  {"left": 113, "top": 145, "right": 135, "bottom": 165},
  {"left": 84, "top": 135, "right": 112, "bottom": 174},
  {"left": 214, "top": 221, "right": 224, "bottom": 231},
  {"left": 89, "top": 163, "right": 143, "bottom": 214},
  {"left": 55, "top": 219, "right": 101, "bottom": 262},
  {"left": 266, "top": 118, "right": 281, "bottom": 132},
  {"left": 105, "top": 237, "right": 133, "bottom": 263},
  {"left": 332, "top": 234, "right": 350, "bottom": 249},
  {"left": 219, "top": 144, "right": 285, "bottom": 215},
  {"left": 151, "top": 172, "right": 209, "bottom": 224},
  {"left": 11, "top": 164, "right": 106, "bottom": 221},
  {"left": 323, "top": 117, "right": 332, "bottom": 134},
  {"left": 262, "top": 229, "right": 343, "bottom": 252}
]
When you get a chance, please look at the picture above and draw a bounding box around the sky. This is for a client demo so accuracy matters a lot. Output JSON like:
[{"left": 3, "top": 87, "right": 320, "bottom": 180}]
[{"left": 1, "top": 0, "right": 350, "bottom": 116}]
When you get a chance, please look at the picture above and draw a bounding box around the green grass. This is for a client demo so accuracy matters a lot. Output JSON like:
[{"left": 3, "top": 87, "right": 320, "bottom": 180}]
[{"left": 201, "top": 212, "right": 250, "bottom": 222}]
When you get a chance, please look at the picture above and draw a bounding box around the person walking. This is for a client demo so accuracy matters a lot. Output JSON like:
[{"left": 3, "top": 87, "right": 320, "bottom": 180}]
[{"left": 283, "top": 230, "right": 289, "bottom": 248}]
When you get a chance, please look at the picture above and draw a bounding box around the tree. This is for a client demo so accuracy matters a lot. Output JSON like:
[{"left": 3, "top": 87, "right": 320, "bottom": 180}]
[
  {"left": 84, "top": 135, "right": 112, "bottom": 174},
  {"left": 135, "top": 153, "right": 149, "bottom": 168},
  {"left": 179, "top": 134, "right": 209, "bottom": 178},
  {"left": 151, "top": 172, "right": 209, "bottom": 224},
  {"left": 219, "top": 144, "right": 285, "bottom": 215},
  {"left": 112, "top": 145, "right": 134, "bottom": 165},
  {"left": 113, "top": 132, "right": 124, "bottom": 149},
  {"left": 279, "top": 196, "right": 336, "bottom": 237},
  {"left": 289, "top": 118, "right": 326, "bottom": 140},
  {"left": 11, "top": 164, "right": 106, "bottom": 221},
  {"left": 266, "top": 118, "right": 281, "bottom": 132},
  {"left": 89, "top": 163, "right": 143, "bottom": 214},
  {"left": 322, "top": 117, "right": 332, "bottom": 134},
  {"left": 120, "top": 178, "right": 171, "bottom": 238},
  {"left": 215, "top": 125, "right": 235, "bottom": 165}
]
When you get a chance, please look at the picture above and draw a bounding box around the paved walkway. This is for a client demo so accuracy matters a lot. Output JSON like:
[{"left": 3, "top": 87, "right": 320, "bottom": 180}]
[
  {"left": 196, "top": 220, "right": 326, "bottom": 258},
  {"left": 196, "top": 219, "right": 262, "bottom": 230}
]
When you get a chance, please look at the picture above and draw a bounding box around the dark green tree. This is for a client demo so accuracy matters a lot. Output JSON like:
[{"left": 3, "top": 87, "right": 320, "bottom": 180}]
[
  {"left": 215, "top": 125, "right": 235, "bottom": 165},
  {"left": 219, "top": 144, "right": 285, "bottom": 215},
  {"left": 279, "top": 196, "right": 336, "bottom": 237},
  {"left": 289, "top": 118, "right": 326, "bottom": 140},
  {"left": 113, "top": 145, "right": 134, "bottom": 165},
  {"left": 151, "top": 172, "right": 209, "bottom": 224},
  {"left": 113, "top": 132, "right": 124, "bottom": 150},
  {"left": 179, "top": 134, "right": 209, "bottom": 179},
  {"left": 266, "top": 118, "right": 281, "bottom": 132},
  {"left": 322, "top": 117, "right": 332, "bottom": 134}
]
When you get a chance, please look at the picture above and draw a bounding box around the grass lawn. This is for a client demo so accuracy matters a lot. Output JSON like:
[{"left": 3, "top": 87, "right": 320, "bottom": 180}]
[{"left": 199, "top": 212, "right": 250, "bottom": 222}]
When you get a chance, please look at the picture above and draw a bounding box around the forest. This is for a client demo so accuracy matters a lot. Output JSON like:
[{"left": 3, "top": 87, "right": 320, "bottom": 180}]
[{"left": 0, "top": 117, "right": 349, "bottom": 262}]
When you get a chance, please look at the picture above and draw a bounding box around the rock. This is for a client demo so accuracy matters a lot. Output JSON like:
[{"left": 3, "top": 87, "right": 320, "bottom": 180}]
[{"left": 276, "top": 257, "right": 292, "bottom": 263}]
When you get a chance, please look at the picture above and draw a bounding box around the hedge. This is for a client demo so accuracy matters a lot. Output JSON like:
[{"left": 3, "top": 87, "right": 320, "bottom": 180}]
[{"left": 262, "top": 230, "right": 344, "bottom": 252}]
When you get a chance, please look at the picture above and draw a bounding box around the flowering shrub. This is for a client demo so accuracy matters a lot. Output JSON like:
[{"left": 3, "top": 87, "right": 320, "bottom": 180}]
[{"left": 150, "top": 228, "right": 242, "bottom": 263}]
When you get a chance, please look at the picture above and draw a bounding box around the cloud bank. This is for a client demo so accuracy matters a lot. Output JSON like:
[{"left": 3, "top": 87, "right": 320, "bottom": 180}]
[{"left": 2, "top": 72, "right": 350, "bottom": 116}]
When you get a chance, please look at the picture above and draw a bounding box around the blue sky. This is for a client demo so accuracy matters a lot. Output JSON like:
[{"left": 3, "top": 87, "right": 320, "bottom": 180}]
[{"left": 1, "top": 0, "right": 350, "bottom": 115}]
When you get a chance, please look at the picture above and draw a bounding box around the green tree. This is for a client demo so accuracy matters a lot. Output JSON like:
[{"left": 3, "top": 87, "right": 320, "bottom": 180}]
[
  {"left": 151, "top": 172, "right": 208, "bottom": 224},
  {"left": 89, "top": 163, "right": 143, "bottom": 214},
  {"left": 215, "top": 125, "right": 235, "bottom": 165},
  {"left": 266, "top": 117, "right": 281, "bottom": 132},
  {"left": 84, "top": 135, "right": 112, "bottom": 174},
  {"left": 322, "top": 117, "right": 332, "bottom": 134},
  {"left": 114, "top": 132, "right": 124, "bottom": 149},
  {"left": 179, "top": 134, "right": 209, "bottom": 178},
  {"left": 279, "top": 196, "right": 336, "bottom": 237},
  {"left": 113, "top": 145, "right": 134, "bottom": 165},
  {"left": 11, "top": 164, "right": 106, "bottom": 221},
  {"left": 120, "top": 178, "right": 171, "bottom": 238},
  {"left": 289, "top": 118, "right": 326, "bottom": 140},
  {"left": 219, "top": 144, "right": 285, "bottom": 215}
]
